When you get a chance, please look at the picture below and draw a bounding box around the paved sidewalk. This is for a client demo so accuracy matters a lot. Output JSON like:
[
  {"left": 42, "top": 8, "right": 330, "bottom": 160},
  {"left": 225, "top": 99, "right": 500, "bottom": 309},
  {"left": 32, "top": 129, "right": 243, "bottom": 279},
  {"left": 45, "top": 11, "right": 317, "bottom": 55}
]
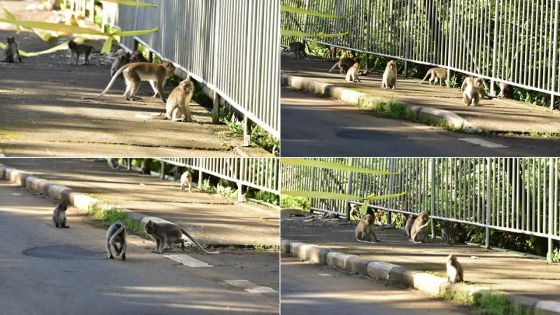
[
  {"left": 0, "top": 159, "right": 279, "bottom": 247},
  {"left": 0, "top": 1, "right": 269, "bottom": 157},
  {"left": 281, "top": 209, "right": 560, "bottom": 312},
  {"left": 282, "top": 56, "right": 560, "bottom": 135}
]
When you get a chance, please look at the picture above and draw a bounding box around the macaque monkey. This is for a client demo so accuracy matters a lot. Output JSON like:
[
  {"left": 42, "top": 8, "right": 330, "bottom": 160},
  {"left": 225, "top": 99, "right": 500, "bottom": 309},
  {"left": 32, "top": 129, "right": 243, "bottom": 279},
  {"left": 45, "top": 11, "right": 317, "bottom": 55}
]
[
  {"left": 144, "top": 220, "right": 219, "bottom": 254},
  {"left": 288, "top": 42, "right": 307, "bottom": 59},
  {"left": 410, "top": 212, "right": 430, "bottom": 243},
  {"left": 171, "top": 165, "right": 184, "bottom": 181},
  {"left": 355, "top": 214, "right": 380, "bottom": 243},
  {"left": 111, "top": 51, "right": 130, "bottom": 78},
  {"left": 106, "top": 158, "right": 126, "bottom": 171},
  {"left": 165, "top": 79, "right": 194, "bottom": 122},
  {"left": 140, "top": 158, "right": 152, "bottom": 175},
  {"left": 323, "top": 211, "right": 340, "bottom": 219},
  {"left": 131, "top": 50, "right": 148, "bottom": 63},
  {"left": 106, "top": 221, "right": 127, "bottom": 260},
  {"left": 68, "top": 40, "right": 98, "bottom": 65},
  {"left": 446, "top": 254, "right": 464, "bottom": 283},
  {"left": 422, "top": 67, "right": 448, "bottom": 86},
  {"left": 349, "top": 204, "right": 361, "bottom": 220},
  {"left": 462, "top": 76, "right": 487, "bottom": 106},
  {"left": 404, "top": 213, "right": 417, "bottom": 239},
  {"left": 441, "top": 221, "right": 467, "bottom": 244},
  {"left": 497, "top": 82, "right": 513, "bottom": 99},
  {"left": 52, "top": 201, "right": 69, "bottom": 228},
  {"left": 381, "top": 60, "right": 397, "bottom": 89},
  {"left": 3, "top": 37, "right": 21, "bottom": 63},
  {"left": 345, "top": 62, "right": 361, "bottom": 83},
  {"left": 329, "top": 57, "right": 358, "bottom": 74},
  {"left": 86, "top": 62, "right": 176, "bottom": 103},
  {"left": 180, "top": 170, "right": 192, "bottom": 192}
]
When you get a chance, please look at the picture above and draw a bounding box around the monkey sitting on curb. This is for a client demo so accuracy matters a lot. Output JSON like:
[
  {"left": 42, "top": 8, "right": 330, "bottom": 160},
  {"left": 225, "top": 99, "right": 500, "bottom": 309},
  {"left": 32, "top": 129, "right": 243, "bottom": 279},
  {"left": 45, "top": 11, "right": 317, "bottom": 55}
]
[{"left": 446, "top": 254, "right": 464, "bottom": 283}]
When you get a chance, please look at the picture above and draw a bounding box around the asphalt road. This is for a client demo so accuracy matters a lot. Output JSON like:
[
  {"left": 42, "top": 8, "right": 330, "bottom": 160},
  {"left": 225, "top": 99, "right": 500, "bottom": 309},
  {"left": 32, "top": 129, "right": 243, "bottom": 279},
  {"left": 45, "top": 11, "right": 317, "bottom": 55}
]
[
  {"left": 281, "top": 88, "right": 560, "bottom": 157},
  {"left": 281, "top": 257, "right": 472, "bottom": 315},
  {"left": 0, "top": 182, "right": 278, "bottom": 315}
]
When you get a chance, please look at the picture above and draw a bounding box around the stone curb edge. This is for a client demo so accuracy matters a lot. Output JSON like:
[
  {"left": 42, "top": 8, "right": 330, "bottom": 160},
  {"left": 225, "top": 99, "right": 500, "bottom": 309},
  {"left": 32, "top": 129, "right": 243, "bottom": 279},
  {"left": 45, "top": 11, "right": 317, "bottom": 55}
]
[
  {"left": 281, "top": 238, "right": 560, "bottom": 315},
  {"left": 281, "top": 73, "right": 482, "bottom": 133},
  {"left": 0, "top": 164, "right": 178, "bottom": 227}
]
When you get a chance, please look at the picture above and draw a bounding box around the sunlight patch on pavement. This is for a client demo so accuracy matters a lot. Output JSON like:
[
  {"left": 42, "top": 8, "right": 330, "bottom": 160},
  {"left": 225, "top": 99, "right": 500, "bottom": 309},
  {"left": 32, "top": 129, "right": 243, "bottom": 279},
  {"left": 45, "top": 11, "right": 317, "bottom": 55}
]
[
  {"left": 164, "top": 254, "right": 213, "bottom": 268},
  {"left": 225, "top": 280, "right": 278, "bottom": 294},
  {"left": 459, "top": 138, "right": 507, "bottom": 148}
]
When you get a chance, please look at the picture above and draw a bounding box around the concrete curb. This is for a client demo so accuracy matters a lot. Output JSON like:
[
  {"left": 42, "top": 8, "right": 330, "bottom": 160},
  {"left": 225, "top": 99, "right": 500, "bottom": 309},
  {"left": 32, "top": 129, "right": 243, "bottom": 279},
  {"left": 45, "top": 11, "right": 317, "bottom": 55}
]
[
  {"left": 281, "top": 238, "right": 560, "bottom": 315},
  {"left": 0, "top": 163, "right": 178, "bottom": 228},
  {"left": 281, "top": 73, "right": 482, "bottom": 133}
]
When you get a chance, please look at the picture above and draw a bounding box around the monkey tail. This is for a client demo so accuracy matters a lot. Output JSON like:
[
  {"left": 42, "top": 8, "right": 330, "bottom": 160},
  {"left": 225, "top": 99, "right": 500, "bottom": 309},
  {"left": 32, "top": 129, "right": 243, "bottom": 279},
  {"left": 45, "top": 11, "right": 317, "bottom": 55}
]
[
  {"left": 180, "top": 228, "right": 219, "bottom": 254},
  {"left": 328, "top": 61, "right": 339, "bottom": 73},
  {"left": 83, "top": 64, "right": 129, "bottom": 100},
  {"left": 109, "top": 222, "right": 126, "bottom": 245},
  {"left": 421, "top": 69, "right": 432, "bottom": 83}
]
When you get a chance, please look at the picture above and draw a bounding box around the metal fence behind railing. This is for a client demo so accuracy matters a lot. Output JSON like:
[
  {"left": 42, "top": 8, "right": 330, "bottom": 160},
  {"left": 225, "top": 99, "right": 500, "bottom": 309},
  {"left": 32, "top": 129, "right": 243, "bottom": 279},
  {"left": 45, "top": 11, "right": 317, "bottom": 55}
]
[
  {"left": 281, "top": 0, "right": 560, "bottom": 109},
  {"left": 157, "top": 158, "right": 280, "bottom": 202},
  {"left": 282, "top": 158, "right": 560, "bottom": 259},
  {"left": 67, "top": 0, "right": 280, "bottom": 141}
]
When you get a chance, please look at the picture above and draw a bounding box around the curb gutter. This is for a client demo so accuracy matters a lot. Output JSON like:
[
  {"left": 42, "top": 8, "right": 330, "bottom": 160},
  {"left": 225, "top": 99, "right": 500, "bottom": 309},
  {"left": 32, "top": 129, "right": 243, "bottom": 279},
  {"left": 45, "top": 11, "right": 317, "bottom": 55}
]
[
  {"left": 281, "top": 238, "right": 560, "bottom": 315},
  {"left": 281, "top": 73, "right": 482, "bottom": 133}
]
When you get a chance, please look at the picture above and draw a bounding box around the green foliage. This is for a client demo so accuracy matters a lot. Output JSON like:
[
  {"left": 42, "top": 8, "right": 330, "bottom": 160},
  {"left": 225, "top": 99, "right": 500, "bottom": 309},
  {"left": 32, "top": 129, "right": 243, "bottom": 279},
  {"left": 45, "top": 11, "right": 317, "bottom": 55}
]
[
  {"left": 472, "top": 293, "right": 529, "bottom": 315},
  {"left": 247, "top": 190, "right": 280, "bottom": 206},
  {"left": 280, "top": 195, "right": 310, "bottom": 210},
  {"left": 87, "top": 207, "right": 149, "bottom": 239},
  {"left": 200, "top": 178, "right": 213, "bottom": 192},
  {"left": 548, "top": 248, "right": 560, "bottom": 263}
]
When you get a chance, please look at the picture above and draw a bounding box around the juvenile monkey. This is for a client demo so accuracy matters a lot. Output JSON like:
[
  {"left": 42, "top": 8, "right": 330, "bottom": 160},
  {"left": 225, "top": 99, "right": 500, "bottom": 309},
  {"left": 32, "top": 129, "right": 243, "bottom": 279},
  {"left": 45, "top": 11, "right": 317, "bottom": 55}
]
[
  {"left": 180, "top": 170, "right": 192, "bottom": 192},
  {"left": 2, "top": 37, "right": 21, "bottom": 63},
  {"left": 462, "top": 76, "right": 488, "bottom": 106},
  {"left": 446, "top": 254, "right": 464, "bottom": 283},
  {"left": 131, "top": 50, "right": 148, "bottom": 63},
  {"left": 111, "top": 51, "right": 130, "bottom": 78},
  {"left": 106, "top": 221, "right": 127, "bottom": 260},
  {"left": 410, "top": 212, "right": 430, "bottom": 243},
  {"left": 144, "top": 220, "right": 219, "bottom": 254},
  {"left": 440, "top": 220, "right": 465, "bottom": 244},
  {"left": 345, "top": 62, "right": 361, "bottom": 83},
  {"left": 52, "top": 201, "right": 69, "bottom": 228},
  {"left": 422, "top": 67, "right": 448, "bottom": 86},
  {"left": 165, "top": 79, "right": 194, "bottom": 122},
  {"left": 329, "top": 57, "right": 357, "bottom": 74},
  {"left": 381, "top": 60, "right": 397, "bottom": 89},
  {"left": 140, "top": 158, "right": 152, "bottom": 175},
  {"left": 86, "top": 62, "right": 176, "bottom": 103},
  {"left": 355, "top": 214, "right": 380, "bottom": 243},
  {"left": 68, "top": 40, "right": 98, "bottom": 65},
  {"left": 288, "top": 42, "right": 307, "bottom": 59},
  {"left": 404, "top": 213, "right": 417, "bottom": 239},
  {"left": 497, "top": 82, "right": 513, "bottom": 99}
]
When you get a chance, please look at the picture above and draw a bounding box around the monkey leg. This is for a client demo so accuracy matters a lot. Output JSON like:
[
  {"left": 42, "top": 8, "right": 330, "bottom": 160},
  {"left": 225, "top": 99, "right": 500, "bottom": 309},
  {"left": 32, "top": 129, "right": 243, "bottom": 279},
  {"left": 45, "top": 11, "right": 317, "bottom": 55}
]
[
  {"left": 107, "top": 242, "right": 115, "bottom": 259},
  {"left": 121, "top": 241, "right": 127, "bottom": 260},
  {"left": 84, "top": 52, "right": 90, "bottom": 65},
  {"left": 61, "top": 217, "right": 69, "bottom": 228},
  {"left": 153, "top": 239, "right": 161, "bottom": 253},
  {"left": 156, "top": 82, "right": 167, "bottom": 103},
  {"left": 149, "top": 81, "right": 159, "bottom": 98}
]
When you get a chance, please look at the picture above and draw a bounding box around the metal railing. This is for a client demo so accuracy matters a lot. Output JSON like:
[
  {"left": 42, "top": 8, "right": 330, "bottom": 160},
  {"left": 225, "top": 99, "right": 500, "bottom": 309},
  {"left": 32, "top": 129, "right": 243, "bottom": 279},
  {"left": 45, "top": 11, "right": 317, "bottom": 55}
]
[
  {"left": 281, "top": 0, "right": 560, "bottom": 109},
  {"left": 157, "top": 158, "right": 280, "bottom": 202},
  {"left": 282, "top": 158, "right": 560, "bottom": 258},
  {"left": 67, "top": 0, "right": 280, "bottom": 142}
]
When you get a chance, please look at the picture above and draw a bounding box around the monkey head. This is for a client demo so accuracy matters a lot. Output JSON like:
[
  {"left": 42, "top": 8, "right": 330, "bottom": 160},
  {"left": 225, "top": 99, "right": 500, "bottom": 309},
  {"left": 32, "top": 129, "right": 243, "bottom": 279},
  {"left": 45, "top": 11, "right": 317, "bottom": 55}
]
[
  {"left": 418, "top": 212, "right": 429, "bottom": 223},
  {"left": 363, "top": 214, "right": 374, "bottom": 225},
  {"left": 447, "top": 254, "right": 457, "bottom": 263},
  {"left": 387, "top": 60, "right": 397, "bottom": 70},
  {"left": 145, "top": 220, "right": 156, "bottom": 234}
]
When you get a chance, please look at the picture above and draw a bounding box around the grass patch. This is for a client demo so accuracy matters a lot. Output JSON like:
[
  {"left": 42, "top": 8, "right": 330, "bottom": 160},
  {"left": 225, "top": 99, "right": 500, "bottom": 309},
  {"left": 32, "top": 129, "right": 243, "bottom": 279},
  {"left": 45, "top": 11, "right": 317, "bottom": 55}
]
[
  {"left": 548, "top": 248, "right": 560, "bottom": 263},
  {"left": 357, "top": 98, "right": 461, "bottom": 132},
  {"left": 280, "top": 195, "right": 310, "bottom": 210},
  {"left": 439, "top": 287, "right": 475, "bottom": 305},
  {"left": 472, "top": 292, "right": 530, "bottom": 315},
  {"left": 252, "top": 242, "right": 280, "bottom": 252},
  {"left": 86, "top": 206, "right": 149, "bottom": 239}
]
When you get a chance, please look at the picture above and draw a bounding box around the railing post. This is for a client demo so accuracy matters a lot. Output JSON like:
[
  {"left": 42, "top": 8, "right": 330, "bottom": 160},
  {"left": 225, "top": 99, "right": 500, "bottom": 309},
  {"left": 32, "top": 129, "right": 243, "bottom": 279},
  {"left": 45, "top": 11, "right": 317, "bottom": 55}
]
[
  {"left": 126, "top": 158, "right": 131, "bottom": 171},
  {"left": 237, "top": 182, "right": 244, "bottom": 202},
  {"left": 160, "top": 161, "right": 165, "bottom": 179},
  {"left": 548, "top": 158, "right": 554, "bottom": 262},
  {"left": 485, "top": 158, "right": 491, "bottom": 249},
  {"left": 387, "top": 159, "right": 396, "bottom": 226},
  {"left": 243, "top": 114, "right": 252, "bottom": 147},
  {"left": 346, "top": 158, "right": 354, "bottom": 220},
  {"left": 551, "top": 1, "right": 559, "bottom": 110},
  {"left": 490, "top": 0, "right": 500, "bottom": 96},
  {"left": 212, "top": 91, "right": 220, "bottom": 123},
  {"left": 198, "top": 170, "right": 203, "bottom": 188},
  {"left": 430, "top": 158, "right": 436, "bottom": 239}
]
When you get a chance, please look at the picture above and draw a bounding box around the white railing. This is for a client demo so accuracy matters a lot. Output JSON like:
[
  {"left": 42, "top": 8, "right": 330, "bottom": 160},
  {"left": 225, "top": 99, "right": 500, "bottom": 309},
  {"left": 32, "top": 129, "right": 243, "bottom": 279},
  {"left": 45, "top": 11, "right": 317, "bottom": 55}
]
[
  {"left": 282, "top": 0, "right": 560, "bottom": 109},
  {"left": 282, "top": 158, "right": 560, "bottom": 258}
]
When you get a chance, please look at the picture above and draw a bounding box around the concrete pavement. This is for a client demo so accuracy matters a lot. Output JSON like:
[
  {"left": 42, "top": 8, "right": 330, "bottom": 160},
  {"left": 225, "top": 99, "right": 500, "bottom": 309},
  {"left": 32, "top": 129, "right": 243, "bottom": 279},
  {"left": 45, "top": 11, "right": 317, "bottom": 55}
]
[
  {"left": 281, "top": 209, "right": 560, "bottom": 315},
  {"left": 0, "top": 181, "right": 278, "bottom": 314},
  {"left": 282, "top": 55, "right": 560, "bottom": 136}
]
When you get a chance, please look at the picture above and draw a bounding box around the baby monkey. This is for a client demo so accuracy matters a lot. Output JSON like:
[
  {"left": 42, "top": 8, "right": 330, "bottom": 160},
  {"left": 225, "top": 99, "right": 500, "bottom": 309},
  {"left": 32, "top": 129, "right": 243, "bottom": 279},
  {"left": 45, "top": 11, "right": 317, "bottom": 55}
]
[
  {"left": 68, "top": 40, "right": 98, "bottom": 65},
  {"left": 446, "top": 254, "right": 464, "bottom": 283},
  {"left": 106, "top": 221, "right": 127, "bottom": 260},
  {"left": 165, "top": 79, "right": 194, "bottom": 122},
  {"left": 145, "top": 220, "right": 219, "bottom": 254},
  {"left": 3, "top": 36, "right": 21, "bottom": 63},
  {"left": 180, "top": 170, "right": 192, "bottom": 192},
  {"left": 355, "top": 214, "right": 380, "bottom": 243},
  {"left": 52, "top": 200, "right": 69, "bottom": 228}
]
